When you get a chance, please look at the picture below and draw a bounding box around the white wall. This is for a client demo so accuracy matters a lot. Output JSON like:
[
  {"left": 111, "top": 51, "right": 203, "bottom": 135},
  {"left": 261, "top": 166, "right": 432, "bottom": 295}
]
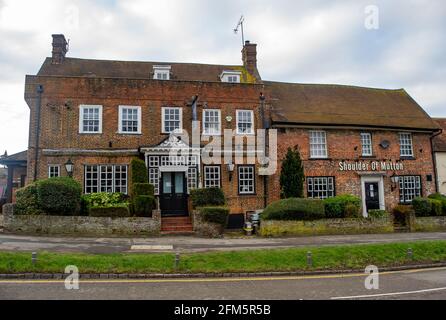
[{"left": 436, "top": 152, "right": 446, "bottom": 195}]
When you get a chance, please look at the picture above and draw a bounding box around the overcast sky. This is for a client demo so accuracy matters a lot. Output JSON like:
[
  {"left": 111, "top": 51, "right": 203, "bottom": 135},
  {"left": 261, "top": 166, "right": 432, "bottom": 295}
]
[{"left": 0, "top": 0, "right": 445, "bottom": 155}]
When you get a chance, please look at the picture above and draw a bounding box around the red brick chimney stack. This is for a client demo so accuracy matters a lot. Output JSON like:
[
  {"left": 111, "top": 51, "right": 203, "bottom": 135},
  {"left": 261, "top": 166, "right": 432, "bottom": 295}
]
[
  {"left": 51, "top": 34, "right": 68, "bottom": 64},
  {"left": 242, "top": 40, "right": 260, "bottom": 80}
]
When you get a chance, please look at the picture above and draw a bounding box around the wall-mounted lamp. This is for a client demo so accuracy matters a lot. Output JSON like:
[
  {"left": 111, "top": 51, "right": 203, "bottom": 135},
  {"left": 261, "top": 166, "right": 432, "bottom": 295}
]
[
  {"left": 227, "top": 163, "right": 235, "bottom": 181},
  {"left": 65, "top": 159, "right": 74, "bottom": 177},
  {"left": 390, "top": 172, "right": 399, "bottom": 191}
]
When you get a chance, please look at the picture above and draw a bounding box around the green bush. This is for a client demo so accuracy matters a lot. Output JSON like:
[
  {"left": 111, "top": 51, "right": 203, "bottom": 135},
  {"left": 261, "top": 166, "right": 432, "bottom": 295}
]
[
  {"left": 134, "top": 195, "right": 156, "bottom": 217},
  {"left": 89, "top": 204, "right": 130, "bottom": 218},
  {"left": 368, "top": 209, "right": 388, "bottom": 219},
  {"left": 261, "top": 198, "right": 325, "bottom": 221},
  {"left": 324, "top": 195, "right": 361, "bottom": 218},
  {"left": 430, "top": 199, "right": 443, "bottom": 216},
  {"left": 199, "top": 207, "right": 230, "bottom": 225},
  {"left": 393, "top": 205, "right": 414, "bottom": 216},
  {"left": 428, "top": 193, "right": 446, "bottom": 215},
  {"left": 15, "top": 184, "right": 43, "bottom": 215},
  {"left": 131, "top": 158, "right": 148, "bottom": 185},
  {"left": 412, "top": 197, "right": 432, "bottom": 217},
  {"left": 35, "top": 177, "right": 82, "bottom": 216},
  {"left": 345, "top": 203, "right": 361, "bottom": 218},
  {"left": 190, "top": 188, "right": 225, "bottom": 208},
  {"left": 133, "top": 183, "right": 154, "bottom": 197},
  {"left": 81, "top": 192, "right": 128, "bottom": 216}
]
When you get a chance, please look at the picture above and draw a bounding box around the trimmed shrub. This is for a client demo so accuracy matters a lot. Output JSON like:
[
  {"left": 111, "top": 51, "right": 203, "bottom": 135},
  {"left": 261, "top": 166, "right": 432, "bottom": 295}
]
[
  {"left": 428, "top": 193, "right": 446, "bottom": 215},
  {"left": 89, "top": 204, "right": 130, "bottom": 218},
  {"left": 393, "top": 205, "right": 414, "bottom": 216},
  {"left": 261, "top": 198, "right": 325, "bottom": 221},
  {"left": 368, "top": 209, "right": 388, "bottom": 219},
  {"left": 345, "top": 203, "right": 361, "bottom": 218},
  {"left": 412, "top": 197, "right": 432, "bottom": 217},
  {"left": 280, "top": 147, "right": 304, "bottom": 198},
  {"left": 190, "top": 188, "right": 225, "bottom": 208},
  {"left": 82, "top": 192, "right": 127, "bottom": 207},
  {"left": 324, "top": 195, "right": 361, "bottom": 219},
  {"left": 430, "top": 199, "right": 443, "bottom": 216},
  {"left": 131, "top": 158, "right": 148, "bottom": 185},
  {"left": 199, "top": 207, "right": 230, "bottom": 225},
  {"left": 35, "top": 177, "right": 82, "bottom": 215},
  {"left": 134, "top": 195, "right": 156, "bottom": 217},
  {"left": 133, "top": 183, "right": 154, "bottom": 197},
  {"left": 15, "top": 184, "right": 43, "bottom": 215}
]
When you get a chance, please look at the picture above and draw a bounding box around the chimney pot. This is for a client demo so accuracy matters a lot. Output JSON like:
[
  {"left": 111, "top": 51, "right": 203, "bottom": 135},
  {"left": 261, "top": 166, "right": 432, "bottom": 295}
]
[
  {"left": 51, "top": 34, "right": 68, "bottom": 64},
  {"left": 241, "top": 40, "right": 260, "bottom": 80}
]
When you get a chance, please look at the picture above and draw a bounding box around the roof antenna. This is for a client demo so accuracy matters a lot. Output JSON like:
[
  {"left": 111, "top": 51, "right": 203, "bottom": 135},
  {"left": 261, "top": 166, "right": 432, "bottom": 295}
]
[{"left": 233, "top": 15, "right": 245, "bottom": 46}]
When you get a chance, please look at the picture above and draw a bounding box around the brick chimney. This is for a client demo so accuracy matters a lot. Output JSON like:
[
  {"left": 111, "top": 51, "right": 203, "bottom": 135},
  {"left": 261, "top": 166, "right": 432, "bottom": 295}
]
[
  {"left": 242, "top": 40, "right": 260, "bottom": 80},
  {"left": 51, "top": 34, "right": 68, "bottom": 64}
]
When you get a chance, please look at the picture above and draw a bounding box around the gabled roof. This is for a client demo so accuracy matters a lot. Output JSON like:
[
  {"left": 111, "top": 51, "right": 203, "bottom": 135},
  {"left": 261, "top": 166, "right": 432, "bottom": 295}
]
[
  {"left": 433, "top": 118, "right": 446, "bottom": 152},
  {"left": 36, "top": 57, "right": 259, "bottom": 83},
  {"left": 266, "top": 81, "right": 440, "bottom": 131},
  {"left": 0, "top": 150, "right": 27, "bottom": 165}
]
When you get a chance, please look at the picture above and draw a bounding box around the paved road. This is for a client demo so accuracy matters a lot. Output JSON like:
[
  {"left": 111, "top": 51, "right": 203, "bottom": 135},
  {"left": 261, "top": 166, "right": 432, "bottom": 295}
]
[
  {"left": 0, "top": 232, "right": 446, "bottom": 254},
  {"left": 1, "top": 267, "right": 446, "bottom": 300}
]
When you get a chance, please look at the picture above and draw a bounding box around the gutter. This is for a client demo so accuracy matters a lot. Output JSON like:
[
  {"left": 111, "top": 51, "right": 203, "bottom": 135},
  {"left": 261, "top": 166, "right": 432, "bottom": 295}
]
[
  {"left": 33, "top": 85, "right": 44, "bottom": 181},
  {"left": 430, "top": 128, "right": 443, "bottom": 193}
]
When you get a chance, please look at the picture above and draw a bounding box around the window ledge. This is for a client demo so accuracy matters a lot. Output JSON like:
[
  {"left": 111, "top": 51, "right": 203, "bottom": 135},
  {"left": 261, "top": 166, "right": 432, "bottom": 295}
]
[
  {"left": 118, "top": 132, "right": 142, "bottom": 135},
  {"left": 308, "top": 157, "right": 331, "bottom": 161},
  {"left": 79, "top": 132, "right": 103, "bottom": 135}
]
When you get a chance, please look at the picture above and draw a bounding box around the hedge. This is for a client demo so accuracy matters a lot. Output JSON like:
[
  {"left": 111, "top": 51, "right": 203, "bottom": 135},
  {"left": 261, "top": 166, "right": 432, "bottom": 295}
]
[
  {"left": 35, "top": 177, "right": 82, "bottom": 215},
  {"left": 324, "top": 195, "right": 361, "bottom": 218},
  {"left": 89, "top": 204, "right": 131, "bottom": 218},
  {"left": 367, "top": 209, "right": 388, "bottom": 219},
  {"left": 131, "top": 158, "right": 148, "bottom": 185},
  {"left": 133, "top": 183, "right": 154, "bottom": 197},
  {"left": 199, "top": 207, "right": 230, "bottom": 225},
  {"left": 134, "top": 195, "right": 156, "bottom": 217},
  {"left": 413, "top": 197, "right": 444, "bottom": 217},
  {"left": 428, "top": 193, "right": 446, "bottom": 215},
  {"left": 261, "top": 198, "right": 325, "bottom": 221},
  {"left": 15, "top": 184, "right": 43, "bottom": 215},
  {"left": 190, "top": 188, "right": 225, "bottom": 208}
]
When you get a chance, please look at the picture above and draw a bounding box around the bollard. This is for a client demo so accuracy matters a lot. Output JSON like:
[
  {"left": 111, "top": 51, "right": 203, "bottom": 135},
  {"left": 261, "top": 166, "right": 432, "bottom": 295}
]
[
  {"left": 174, "top": 252, "right": 180, "bottom": 270},
  {"left": 407, "top": 248, "right": 413, "bottom": 260},
  {"left": 32, "top": 252, "right": 37, "bottom": 266},
  {"left": 307, "top": 251, "right": 313, "bottom": 267}
]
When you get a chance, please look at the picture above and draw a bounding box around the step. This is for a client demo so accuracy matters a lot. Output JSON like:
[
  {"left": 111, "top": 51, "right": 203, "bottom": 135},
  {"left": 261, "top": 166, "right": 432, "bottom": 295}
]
[{"left": 161, "top": 225, "right": 194, "bottom": 230}]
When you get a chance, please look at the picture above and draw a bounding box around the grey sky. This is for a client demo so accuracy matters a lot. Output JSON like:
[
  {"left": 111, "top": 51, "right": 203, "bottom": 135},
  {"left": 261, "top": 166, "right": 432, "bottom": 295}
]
[{"left": 0, "top": 0, "right": 445, "bottom": 155}]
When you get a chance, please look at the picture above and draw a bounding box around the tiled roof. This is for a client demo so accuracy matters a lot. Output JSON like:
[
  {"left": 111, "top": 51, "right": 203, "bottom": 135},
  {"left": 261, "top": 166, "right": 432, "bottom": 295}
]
[
  {"left": 266, "top": 81, "right": 440, "bottom": 131},
  {"left": 433, "top": 118, "right": 446, "bottom": 152},
  {"left": 37, "top": 57, "right": 259, "bottom": 83},
  {"left": 0, "top": 150, "right": 27, "bottom": 164}
]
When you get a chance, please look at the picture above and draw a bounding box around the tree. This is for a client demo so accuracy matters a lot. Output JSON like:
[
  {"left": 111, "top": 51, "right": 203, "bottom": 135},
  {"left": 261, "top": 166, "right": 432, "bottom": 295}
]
[{"left": 280, "top": 147, "right": 304, "bottom": 198}]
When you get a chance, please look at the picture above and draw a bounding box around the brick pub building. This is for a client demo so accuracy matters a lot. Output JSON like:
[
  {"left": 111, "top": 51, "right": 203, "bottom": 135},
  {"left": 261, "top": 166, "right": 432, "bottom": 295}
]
[{"left": 14, "top": 34, "right": 441, "bottom": 226}]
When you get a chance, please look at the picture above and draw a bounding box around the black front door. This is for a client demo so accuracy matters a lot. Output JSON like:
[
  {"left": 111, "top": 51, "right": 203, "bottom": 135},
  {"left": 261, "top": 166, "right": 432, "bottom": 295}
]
[
  {"left": 160, "top": 172, "right": 188, "bottom": 216},
  {"left": 365, "top": 182, "right": 380, "bottom": 211}
]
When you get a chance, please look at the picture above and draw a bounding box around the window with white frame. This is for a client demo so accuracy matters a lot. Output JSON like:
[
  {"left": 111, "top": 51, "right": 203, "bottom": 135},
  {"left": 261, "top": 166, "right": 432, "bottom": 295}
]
[
  {"left": 149, "top": 168, "right": 160, "bottom": 195},
  {"left": 153, "top": 65, "right": 171, "bottom": 80},
  {"left": 204, "top": 166, "right": 221, "bottom": 188},
  {"left": 220, "top": 71, "right": 241, "bottom": 83},
  {"left": 307, "top": 177, "right": 335, "bottom": 199},
  {"left": 360, "top": 132, "right": 373, "bottom": 156},
  {"left": 48, "top": 165, "right": 60, "bottom": 178},
  {"left": 236, "top": 110, "right": 254, "bottom": 134},
  {"left": 79, "top": 105, "right": 102, "bottom": 133},
  {"left": 162, "top": 107, "right": 182, "bottom": 133},
  {"left": 309, "top": 130, "right": 328, "bottom": 158},
  {"left": 399, "top": 176, "right": 421, "bottom": 203},
  {"left": 119, "top": 106, "right": 141, "bottom": 134},
  {"left": 238, "top": 166, "right": 255, "bottom": 194},
  {"left": 203, "top": 109, "right": 221, "bottom": 135},
  {"left": 84, "top": 165, "right": 128, "bottom": 194},
  {"left": 187, "top": 167, "right": 198, "bottom": 192},
  {"left": 399, "top": 133, "right": 414, "bottom": 157}
]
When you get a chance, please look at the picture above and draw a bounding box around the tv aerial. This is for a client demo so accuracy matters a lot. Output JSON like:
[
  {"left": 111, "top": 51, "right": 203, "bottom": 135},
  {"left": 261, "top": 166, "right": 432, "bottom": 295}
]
[{"left": 233, "top": 15, "right": 245, "bottom": 46}]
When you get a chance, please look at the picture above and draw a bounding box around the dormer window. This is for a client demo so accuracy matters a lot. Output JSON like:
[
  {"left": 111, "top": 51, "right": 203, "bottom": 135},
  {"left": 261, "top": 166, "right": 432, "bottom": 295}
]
[
  {"left": 220, "top": 70, "right": 241, "bottom": 83},
  {"left": 153, "top": 65, "right": 171, "bottom": 80}
]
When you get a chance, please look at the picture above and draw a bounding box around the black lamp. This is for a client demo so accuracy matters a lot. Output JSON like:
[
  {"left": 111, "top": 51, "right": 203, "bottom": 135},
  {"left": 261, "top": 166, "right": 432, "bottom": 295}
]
[
  {"left": 64, "top": 159, "right": 74, "bottom": 177},
  {"left": 390, "top": 172, "right": 399, "bottom": 191}
]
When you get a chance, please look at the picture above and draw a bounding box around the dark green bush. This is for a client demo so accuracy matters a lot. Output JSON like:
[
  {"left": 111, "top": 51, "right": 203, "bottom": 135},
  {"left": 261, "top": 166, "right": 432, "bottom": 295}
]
[
  {"left": 199, "top": 207, "right": 230, "bottom": 225},
  {"left": 428, "top": 193, "right": 446, "bottom": 215},
  {"left": 345, "top": 203, "right": 361, "bottom": 218},
  {"left": 134, "top": 195, "right": 156, "bottom": 217},
  {"left": 393, "top": 205, "right": 414, "bottom": 216},
  {"left": 324, "top": 195, "right": 361, "bottom": 218},
  {"left": 15, "top": 184, "right": 43, "bottom": 215},
  {"left": 190, "top": 188, "right": 225, "bottom": 208},
  {"left": 89, "top": 204, "right": 130, "bottom": 218},
  {"left": 261, "top": 198, "right": 325, "bottom": 221},
  {"left": 430, "top": 199, "right": 443, "bottom": 216},
  {"left": 81, "top": 192, "right": 127, "bottom": 207},
  {"left": 133, "top": 183, "right": 154, "bottom": 197},
  {"left": 131, "top": 158, "right": 148, "bottom": 185},
  {"left": 367, "top": 209, "right": 388, "bottom": 219},
  {"left": 35, "top": 177, "right": 82, "bottom": 215},
  {"left": 412, "top": 197, "right": 432, "bottom": 217}
]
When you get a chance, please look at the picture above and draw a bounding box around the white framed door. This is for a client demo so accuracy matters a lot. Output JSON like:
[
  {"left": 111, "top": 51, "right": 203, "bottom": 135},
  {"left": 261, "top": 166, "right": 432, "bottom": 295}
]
[{"left": 360, "top": 175, "right": 385, "bottom": 217}]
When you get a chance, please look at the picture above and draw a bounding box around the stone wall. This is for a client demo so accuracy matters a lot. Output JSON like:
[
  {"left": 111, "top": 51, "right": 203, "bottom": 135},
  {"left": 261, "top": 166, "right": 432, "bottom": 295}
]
[
  {"left": 2, "top": 204, "right": 161, "bottom": 236},
  {"left": 192, "top": 210, "right": 224, "bottom": 238},
  {"left": 259, "top": 216, "right": 394, "bottom": 237},
  {"left": 413, "top": 216, "right": 446, "bottom": 232}
]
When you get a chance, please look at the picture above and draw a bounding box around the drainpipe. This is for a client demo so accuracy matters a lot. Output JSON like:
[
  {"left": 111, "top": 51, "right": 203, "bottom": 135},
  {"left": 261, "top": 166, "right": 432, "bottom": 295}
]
[
  {"left": 260, "top": 92, "right": 268, "bottom": 208},
  {"left": 33, "top": 85, "right": 44, "bottom": 181},
  {"left": 191, "top": 95, "right": 199, "bottom": 130},
  {"left": 430, "top": 128, "right": 443, "bottom": 193}
]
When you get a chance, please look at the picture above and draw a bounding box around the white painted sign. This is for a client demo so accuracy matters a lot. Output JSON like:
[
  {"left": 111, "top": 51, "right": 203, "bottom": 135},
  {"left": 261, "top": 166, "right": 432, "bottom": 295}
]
[{"left": 339, "top": 161, "right": 404, "bottom": 172}]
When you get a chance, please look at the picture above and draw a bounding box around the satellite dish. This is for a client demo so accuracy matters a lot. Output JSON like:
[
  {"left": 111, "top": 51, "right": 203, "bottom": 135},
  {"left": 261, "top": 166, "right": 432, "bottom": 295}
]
[{"left": 380, "top": 140, "right": 390, "bottom": 149}]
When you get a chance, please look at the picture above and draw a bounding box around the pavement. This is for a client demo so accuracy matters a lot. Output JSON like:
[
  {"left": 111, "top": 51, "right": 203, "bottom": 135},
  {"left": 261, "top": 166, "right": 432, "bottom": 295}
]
[
  {"left": 1, "top": 266, "right": 446, "bottom": 300},
  {"left": 0, "top": 231, "right": 446, "bottom": 253}
]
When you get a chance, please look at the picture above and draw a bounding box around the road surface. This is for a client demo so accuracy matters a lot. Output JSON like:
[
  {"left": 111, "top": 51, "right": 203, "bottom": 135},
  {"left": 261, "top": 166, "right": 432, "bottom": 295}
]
[{"left": 1, "top": 267, "right": 446, "bottom": 300}]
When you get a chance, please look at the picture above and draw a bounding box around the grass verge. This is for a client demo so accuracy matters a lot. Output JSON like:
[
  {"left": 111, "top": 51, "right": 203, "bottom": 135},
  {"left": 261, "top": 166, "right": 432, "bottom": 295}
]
[{"left": 1, "top": 240, "right": 446, "bottom": 274}]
